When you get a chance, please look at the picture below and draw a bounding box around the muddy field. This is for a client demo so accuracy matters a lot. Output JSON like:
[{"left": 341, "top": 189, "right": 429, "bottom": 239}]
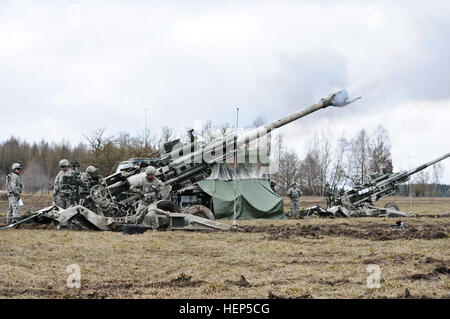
[{"left": 0, "top": 195, "right": 448, "bottom": 299}]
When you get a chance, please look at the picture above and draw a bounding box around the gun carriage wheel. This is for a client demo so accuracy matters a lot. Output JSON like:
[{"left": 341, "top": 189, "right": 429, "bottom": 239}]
[{"left": 90, "top": 185, "right": 111, "bottom": 207}]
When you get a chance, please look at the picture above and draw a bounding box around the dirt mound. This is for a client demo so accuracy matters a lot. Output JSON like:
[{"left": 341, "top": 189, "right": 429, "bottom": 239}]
[
  {"left": 225, "top": 275, "right": 252, "bottom": 287},
  {"left": 151, "top": 273, "right": 205, "bottom": 288},
  {"left": 312, "top": 278, "right": 350, "bottom": 286},
  {"left": 419, "top": 256, "right": 449, "bottom": 265},
  {"left": 268, "top": 291, "right": 312, "bottom": 299},
  {"left": 393, "top": 288, "right": 434, "bottom": 299},
  {"left": 240, "top": 222, "right": 449, "bottom": 241},
  {"left": 408, "top": 267, "right": 450, "bottom": 280}
]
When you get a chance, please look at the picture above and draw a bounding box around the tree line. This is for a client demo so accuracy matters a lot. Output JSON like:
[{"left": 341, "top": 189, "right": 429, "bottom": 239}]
[
  {"left": 271, "top": 125, "right": 448, "bottom": 197},
  {"left": 0, "top": 128, "right": 169, "bottom": 193},
  {"left": 0, "top": 123, "right": 447, "bottom": 197}
]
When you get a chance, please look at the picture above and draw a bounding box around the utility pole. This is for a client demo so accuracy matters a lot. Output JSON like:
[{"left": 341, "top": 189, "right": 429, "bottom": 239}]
[
  {"left": 409, "top": 156, "right": 412, "bottom": 215},
  {"left": 145, "top": 107, "right": 148, "bottom": 150},
  {"left": 232, "top": 107, "right": 239, "bottom": 229}
]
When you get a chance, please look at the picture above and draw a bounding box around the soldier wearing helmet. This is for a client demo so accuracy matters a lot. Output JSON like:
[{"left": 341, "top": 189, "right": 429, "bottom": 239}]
[
  {"left": 6, "top": 163, "right": 23, "bottom": 223},
  {"left": 286, "top": 182, "right": 303, "bottom": 218},
  {"left": 80, "top": 165, "right": 101, "bottom": 195},
  {"left": 53, "top": 159, "right": 74, "bottom": 209},
  {"left": 129, "top": 166, "right": 164, "bottom": 229}
]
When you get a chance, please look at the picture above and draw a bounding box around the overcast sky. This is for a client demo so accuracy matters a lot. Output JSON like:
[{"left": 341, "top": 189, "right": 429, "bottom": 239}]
[{"left": 1, "top": 0, "right": 449, "bottom": 182}]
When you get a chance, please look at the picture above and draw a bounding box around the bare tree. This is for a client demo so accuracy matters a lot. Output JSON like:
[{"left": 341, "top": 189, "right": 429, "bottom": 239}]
[
  {"left": 271, "top": 137, "right": 301, "bottom": 194},
  {"left": 157, "top": 126, "right": 174, "bottom": 151},
  {"left": 199, "top": 120, "right": 217, "bottom": 143},
  {"left": 316, "top": 133, "right": 331, "bottom": 195},
  {"left": 347, "top": 129, "right": 371, "bottom": 186},
  {"left": 84, "top": 128, "right": 122, "bottom": 175},
  {"left": 298, "top": 133, "right": 331, "bottom": 195},
  {"left": 431, "top": 162, "right": 444, "bottom": 196},
  {"left": 300, "top": 151, "right": 319, "bottom": 195},
  {"left": 368, "top": 125, "right": 393, "bottom": 174},
  {"left": 272, "top": 150, "right": 301, "bottom": 194},
  {"left": 413, "top": 170, "right": 430, "bottom": 197},
  {"left": 329, "top": 136, "right": 349, "bottom": 189},
  {"left": 251, "top": 116, "right": 267, "bottom": 128},
  {"left": 219, "top": 122, "right": 232, "bottom": 137}
]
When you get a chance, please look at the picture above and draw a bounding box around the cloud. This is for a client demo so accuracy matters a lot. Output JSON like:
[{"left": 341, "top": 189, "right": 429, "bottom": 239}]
[
  {"left": 280, "top": 99, "right": 450, "bottom": 183},
  {"left": 0, "top": 0, "right": 449, "bottom": 182}
]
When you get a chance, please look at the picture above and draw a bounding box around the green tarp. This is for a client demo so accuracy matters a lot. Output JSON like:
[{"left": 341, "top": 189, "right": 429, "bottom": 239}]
[{"left": 198, "top": 163, "right": 285, "bottom": 220}]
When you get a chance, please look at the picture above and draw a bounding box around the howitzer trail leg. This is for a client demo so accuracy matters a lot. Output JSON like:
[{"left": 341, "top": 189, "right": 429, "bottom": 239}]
[{"left": 54, "top": 206, "right": 110, "bottom": 230}]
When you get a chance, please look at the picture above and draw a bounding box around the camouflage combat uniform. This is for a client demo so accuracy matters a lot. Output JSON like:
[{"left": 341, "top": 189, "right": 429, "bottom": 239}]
[
  {"left": 287, "top": 187, "right": 303, "bottom": 217},
  {"left": 129, "top": 174, "right": 164, "bottom": 228},
  {"left": 324, "top": 183, "right": 333, "bottom": 208},
  {"left": 53, "top": 168, "right": 74, "bottom": 209},
  {"left": 80, "top": 172, "right": 100, "bottom": 195},
  {"left": 6, "top": 171, "right": 23, "bottom": 222},
  {"left": 270, "top": 181, "right": 279, "bottom": 193}
]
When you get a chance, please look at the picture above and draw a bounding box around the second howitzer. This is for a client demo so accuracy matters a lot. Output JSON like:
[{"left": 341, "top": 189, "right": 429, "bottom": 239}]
[
  {"left": 2, "top": 90, "right": 360, "bottom": 231},
  {"left": 325, "top": 152, "right": 450, "bottom": 217}
]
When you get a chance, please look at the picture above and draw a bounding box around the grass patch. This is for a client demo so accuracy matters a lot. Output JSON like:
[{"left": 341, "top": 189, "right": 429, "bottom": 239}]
[{"left": 0, "top": 196, "right": 448, "bottom": 298}]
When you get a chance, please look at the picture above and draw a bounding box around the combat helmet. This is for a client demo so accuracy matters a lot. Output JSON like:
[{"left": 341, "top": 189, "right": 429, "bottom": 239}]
[
  {"left": 86, "top": 166, "right": 98, "bottom": 174},
  {"left": 145, "top": 166, "right": 156, "bottom": 175},
  {"left": 11, "top": 163, "right": 22, "bottom": 170},
  {"left": 59, "top": 159, "right": 70, "bottom": 167}
]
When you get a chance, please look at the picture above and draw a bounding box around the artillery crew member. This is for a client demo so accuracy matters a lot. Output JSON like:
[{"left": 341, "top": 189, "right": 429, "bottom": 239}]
[
  {"left": 270, "top": 180, "right": 279, "bottom": 193},
  {"left": 6, "top": 163, "right": 23, "bottom": 223},
  {"left": 286, "top": 182, "right": 303, "bottom": 217},
  {"left": 53, "top": 159, "right": 74, "bottom": 209},
  {"left": 129, "top": 166, "right": 164, "bottom": 229},
  {"left": 80, "top": 166, "right": 100, "bottom": 193},
  {"left": 324, "top": 183, "right": 333, "bottom": 208}
]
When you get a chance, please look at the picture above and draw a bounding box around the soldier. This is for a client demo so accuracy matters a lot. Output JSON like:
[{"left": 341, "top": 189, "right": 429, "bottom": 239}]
[
  {"left": 129, "top": 166, "right": 164, "bottom": 229},
  {"left": 324, "top": 183, "right": 333, "bottom": 208},
  {"left": 6, "top": 163, "right": 23, "bottom": 223},
  {"left": 80, "top": 166, "right": 100, "bottom": 194},
  {"left": 53, "top": 159, "right": 73, "bottom": 209},
  {"left": 286, "top": 182, "right": 303, "bottom": 218},
  {"left": 270, "top": 180, "right": 279, "bottom": 193}
]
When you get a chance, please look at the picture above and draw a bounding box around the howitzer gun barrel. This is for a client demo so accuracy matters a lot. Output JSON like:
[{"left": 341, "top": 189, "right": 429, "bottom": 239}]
[
  {"left": 167, "top": 90, "right": 361, "bottom": 169},
  {"left": 407, "top": 152, "right": 450, "bottom": 177},
  {"left": 264, "top": 90, "right": 358, "bottom": 132},
  {"left": 234, "top": 91, "right": 359, "bottom": 150}
]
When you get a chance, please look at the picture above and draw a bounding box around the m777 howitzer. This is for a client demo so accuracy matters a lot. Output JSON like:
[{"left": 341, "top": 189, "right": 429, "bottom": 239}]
[
  {"left": 324, "top": 152, "right": 450, "bottom": 218},
  {"left": 1, "top": 90, "right": 361, "bottom": 232}
]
